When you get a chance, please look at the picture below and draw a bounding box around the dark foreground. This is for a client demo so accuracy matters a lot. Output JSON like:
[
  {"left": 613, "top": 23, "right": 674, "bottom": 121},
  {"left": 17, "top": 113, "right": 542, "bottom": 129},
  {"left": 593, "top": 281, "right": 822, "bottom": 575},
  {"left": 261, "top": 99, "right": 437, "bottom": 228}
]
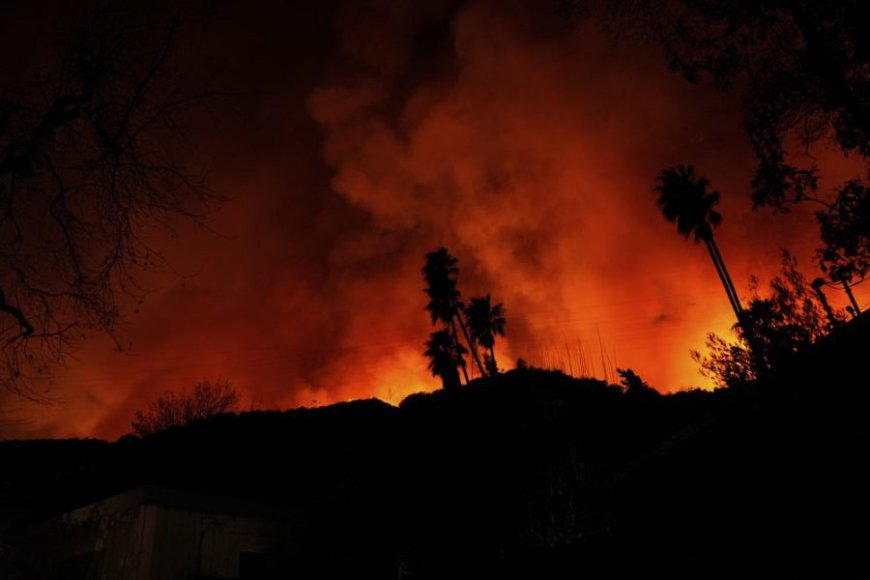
[{"left": 1, "top": 316, "right": 868, "bottom": 579}]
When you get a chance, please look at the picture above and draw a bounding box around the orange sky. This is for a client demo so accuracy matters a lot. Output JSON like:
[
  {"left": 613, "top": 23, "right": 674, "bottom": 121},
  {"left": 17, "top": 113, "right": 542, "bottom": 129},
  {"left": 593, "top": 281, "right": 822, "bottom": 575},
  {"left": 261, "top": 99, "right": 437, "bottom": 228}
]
[{"left": 1, "top": 0, "right": 865, "bottom": 440}]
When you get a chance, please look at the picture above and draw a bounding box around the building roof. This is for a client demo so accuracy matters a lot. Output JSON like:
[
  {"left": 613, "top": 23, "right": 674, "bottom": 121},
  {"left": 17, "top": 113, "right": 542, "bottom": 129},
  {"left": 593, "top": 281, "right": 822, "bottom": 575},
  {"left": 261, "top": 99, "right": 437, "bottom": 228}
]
[{"left": 65, "top": 485, "right": 291, "bottom": 523}]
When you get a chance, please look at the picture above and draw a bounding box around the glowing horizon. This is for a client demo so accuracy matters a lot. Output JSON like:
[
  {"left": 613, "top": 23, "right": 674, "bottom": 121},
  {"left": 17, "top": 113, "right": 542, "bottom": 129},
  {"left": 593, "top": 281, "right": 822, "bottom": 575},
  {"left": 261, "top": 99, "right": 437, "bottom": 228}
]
[{"left": 2, "top": 0, "right": 862, "bottom": 441}]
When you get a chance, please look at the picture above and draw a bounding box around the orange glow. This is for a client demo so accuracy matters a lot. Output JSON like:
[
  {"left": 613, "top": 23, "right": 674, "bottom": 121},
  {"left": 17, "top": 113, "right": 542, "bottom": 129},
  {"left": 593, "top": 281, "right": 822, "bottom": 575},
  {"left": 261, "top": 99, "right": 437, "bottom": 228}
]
[{"left": 3, "top": 0, "right": 864, "bottom": 440}]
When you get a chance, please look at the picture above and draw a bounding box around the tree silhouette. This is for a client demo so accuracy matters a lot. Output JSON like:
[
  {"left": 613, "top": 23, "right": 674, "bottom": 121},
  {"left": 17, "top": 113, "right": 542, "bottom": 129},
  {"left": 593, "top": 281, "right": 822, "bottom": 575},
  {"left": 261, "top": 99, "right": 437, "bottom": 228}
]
[
  {"left": 643, "top": 1, "right": 870, "bottom": 303},
  {"left": 465, "top": 294, "right": 506, "bottom": 376},
  {"left": 131, "top": 379, "right": 238, "bottom": 437},
  {"left": 655, "top": 165, "right": 744, "bottom": 323},
  {"left": 811, "top": 278, "right": 841, "bottom": 329},
  {"left": 817, "top": 180, "right": 869, "bottom": 313},
  {"left": 424, "top": 330, "right": 466, "bottom": 390},
  {"left": 422, "top": 248, "right": 486, "bottom": 380},
  {"left": 617, "top": 368, "right": 660, "bottom": 401},
  {"left": 691, "top": 333, "right": 756, "bottom": 388},
  {"left": 693, "top": 252, "right": 831, "bottom": 386},
  {"left": 0, "top": 5, "right": 216, "bottom": 395},
  {"left": 742, "top": 253, "right": 830, "bottom": 366},
  {"left": 588, "top": 1, "right": 870, "bottom": 211},
  {"left": 564, "top": 2, "right": 870, "bottom": 310}
]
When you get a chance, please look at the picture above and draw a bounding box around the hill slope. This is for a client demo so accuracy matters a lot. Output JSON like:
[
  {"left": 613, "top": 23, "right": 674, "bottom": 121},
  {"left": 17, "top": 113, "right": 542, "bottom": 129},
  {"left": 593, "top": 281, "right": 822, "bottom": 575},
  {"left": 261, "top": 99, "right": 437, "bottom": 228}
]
[{"left": 1, "top": 315, "right": 868, "bottom": 578}]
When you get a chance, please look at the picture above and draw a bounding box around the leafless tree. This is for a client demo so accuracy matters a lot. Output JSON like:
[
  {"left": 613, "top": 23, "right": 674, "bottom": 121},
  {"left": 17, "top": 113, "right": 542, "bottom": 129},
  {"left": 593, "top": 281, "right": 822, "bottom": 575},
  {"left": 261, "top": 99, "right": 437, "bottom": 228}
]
[
  {"left": 0, "top": 3, "right": 218, "bottom": 395},
  {"left": 131, "top": 379, "right": 238, "bottom": 436}
]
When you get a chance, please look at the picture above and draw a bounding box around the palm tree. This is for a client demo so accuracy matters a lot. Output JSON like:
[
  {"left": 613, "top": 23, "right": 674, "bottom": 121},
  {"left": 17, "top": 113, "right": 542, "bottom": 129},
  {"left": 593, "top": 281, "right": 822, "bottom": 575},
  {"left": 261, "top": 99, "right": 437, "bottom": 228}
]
[
  {"left": 424, "top": 330, "right": 466, "bottom": 390},
  {"left": 655, "top": 165, "right": 744, "bottom": 322},
  {"left": 465, "top": 294, "right": 506, "bottom": 376},
  {"left": 422, "top": 248, "right": 486, "bottom": 380}
]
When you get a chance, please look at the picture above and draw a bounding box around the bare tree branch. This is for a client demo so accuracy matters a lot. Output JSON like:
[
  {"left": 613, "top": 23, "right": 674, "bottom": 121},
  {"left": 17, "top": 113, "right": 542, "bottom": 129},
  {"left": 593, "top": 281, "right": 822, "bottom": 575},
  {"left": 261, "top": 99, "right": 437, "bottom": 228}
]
[{"left": 0, "top": 3, "right": 221, "bottom": 395}]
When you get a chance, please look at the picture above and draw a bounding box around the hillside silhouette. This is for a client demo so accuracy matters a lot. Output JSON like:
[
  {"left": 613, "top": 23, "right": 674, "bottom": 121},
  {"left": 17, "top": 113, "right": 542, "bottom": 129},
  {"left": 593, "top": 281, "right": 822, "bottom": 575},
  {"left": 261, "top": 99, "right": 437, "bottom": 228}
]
[{"left": 1, "top": 314, "right": 868, "bottom": 578}]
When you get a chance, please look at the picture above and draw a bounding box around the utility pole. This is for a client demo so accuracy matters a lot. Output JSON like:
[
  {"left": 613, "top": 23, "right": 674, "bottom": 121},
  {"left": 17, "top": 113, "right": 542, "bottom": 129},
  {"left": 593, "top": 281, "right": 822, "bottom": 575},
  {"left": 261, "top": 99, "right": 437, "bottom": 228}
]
[
  {"left": 841, "top": 279, "right": 862, "bottom": 318},
  {"left": 812, "top": 278, "right": 840, "bottom": 328}
]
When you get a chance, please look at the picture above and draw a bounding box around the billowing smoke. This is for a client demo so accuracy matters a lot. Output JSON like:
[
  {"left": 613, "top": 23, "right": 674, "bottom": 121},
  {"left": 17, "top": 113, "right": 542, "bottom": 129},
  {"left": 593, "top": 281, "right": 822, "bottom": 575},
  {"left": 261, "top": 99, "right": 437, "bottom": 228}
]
[
  {"left": 3, "top": 0, "right": 831, "bottom": 439},
  {"left": 305, "top": 1, "right": 790, "bottom": 388}
]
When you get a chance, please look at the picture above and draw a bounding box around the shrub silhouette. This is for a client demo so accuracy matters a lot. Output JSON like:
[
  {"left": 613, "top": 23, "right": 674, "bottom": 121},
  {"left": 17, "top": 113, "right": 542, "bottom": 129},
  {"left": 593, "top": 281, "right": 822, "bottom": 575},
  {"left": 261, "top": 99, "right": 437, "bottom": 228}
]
[
  {"left": 131, "top": 379, "right": 238, "bottom": 436},
  {"left": 617, "top": 368, "right": 660, "bottom": 401},
  {"left": 692, "top": 252, "right": 830, "bottom": 386}
]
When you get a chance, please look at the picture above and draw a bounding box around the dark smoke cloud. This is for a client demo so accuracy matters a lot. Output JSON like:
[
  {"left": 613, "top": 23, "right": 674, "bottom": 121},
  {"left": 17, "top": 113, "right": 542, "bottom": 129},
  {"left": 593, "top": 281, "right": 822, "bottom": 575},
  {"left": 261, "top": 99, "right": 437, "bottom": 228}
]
[{"left": 3, "top": 0, "right": 837, "bottom": 439}]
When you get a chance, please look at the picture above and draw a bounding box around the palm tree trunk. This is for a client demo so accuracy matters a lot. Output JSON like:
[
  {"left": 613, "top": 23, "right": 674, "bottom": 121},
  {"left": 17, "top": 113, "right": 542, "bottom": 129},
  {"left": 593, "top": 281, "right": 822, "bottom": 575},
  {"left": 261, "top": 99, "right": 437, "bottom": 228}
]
[
  {"left": 449, "top": 317, "right": 470, "bottom": 384},
  {"left": 704, "top": 237, "right": 743, "bottom": 320},
  {"left": 489, "top": 345, "right": 498, "bottom": 375},
  {"left": 706, "top": 236, "right": 768, "bottom": 376},
  {"left": 454, "top": 308, "right": 487, "bottom": 378},
  {"left": 711, "top": 239, "right": 744, "bottom": 316}
]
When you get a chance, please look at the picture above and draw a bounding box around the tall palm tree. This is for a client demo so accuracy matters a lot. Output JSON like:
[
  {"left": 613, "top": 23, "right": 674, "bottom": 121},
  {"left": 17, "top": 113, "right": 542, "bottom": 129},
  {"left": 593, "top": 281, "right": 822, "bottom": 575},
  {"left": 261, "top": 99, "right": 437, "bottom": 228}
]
[
  {"left": 422, "top": 248, "right": 469, "bottom": 383},
  {"left": 422, "top": 247, "right": 486, "bottom": 379},
  {"left": 465, "top": 294, "right": 506, "bottom": 376},
  {"left": 655, "top": 165, "right": 744, "bottom": 322},
  {"left": 424, "top": 330, "right": 466, "bottom": 390}
]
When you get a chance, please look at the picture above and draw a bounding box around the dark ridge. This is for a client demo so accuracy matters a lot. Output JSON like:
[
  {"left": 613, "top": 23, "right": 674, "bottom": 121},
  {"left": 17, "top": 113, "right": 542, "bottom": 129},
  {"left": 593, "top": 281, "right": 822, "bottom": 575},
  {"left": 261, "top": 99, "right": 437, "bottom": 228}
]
[{"left": 1, "top": 315, "right": 867, "bottom": 578}]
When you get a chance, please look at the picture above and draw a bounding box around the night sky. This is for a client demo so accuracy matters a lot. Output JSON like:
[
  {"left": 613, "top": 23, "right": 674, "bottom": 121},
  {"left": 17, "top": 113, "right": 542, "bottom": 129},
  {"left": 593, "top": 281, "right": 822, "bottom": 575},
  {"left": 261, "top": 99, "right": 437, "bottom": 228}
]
[{"left": 1, "top": 0, "right": 861, "bottom": 439}]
